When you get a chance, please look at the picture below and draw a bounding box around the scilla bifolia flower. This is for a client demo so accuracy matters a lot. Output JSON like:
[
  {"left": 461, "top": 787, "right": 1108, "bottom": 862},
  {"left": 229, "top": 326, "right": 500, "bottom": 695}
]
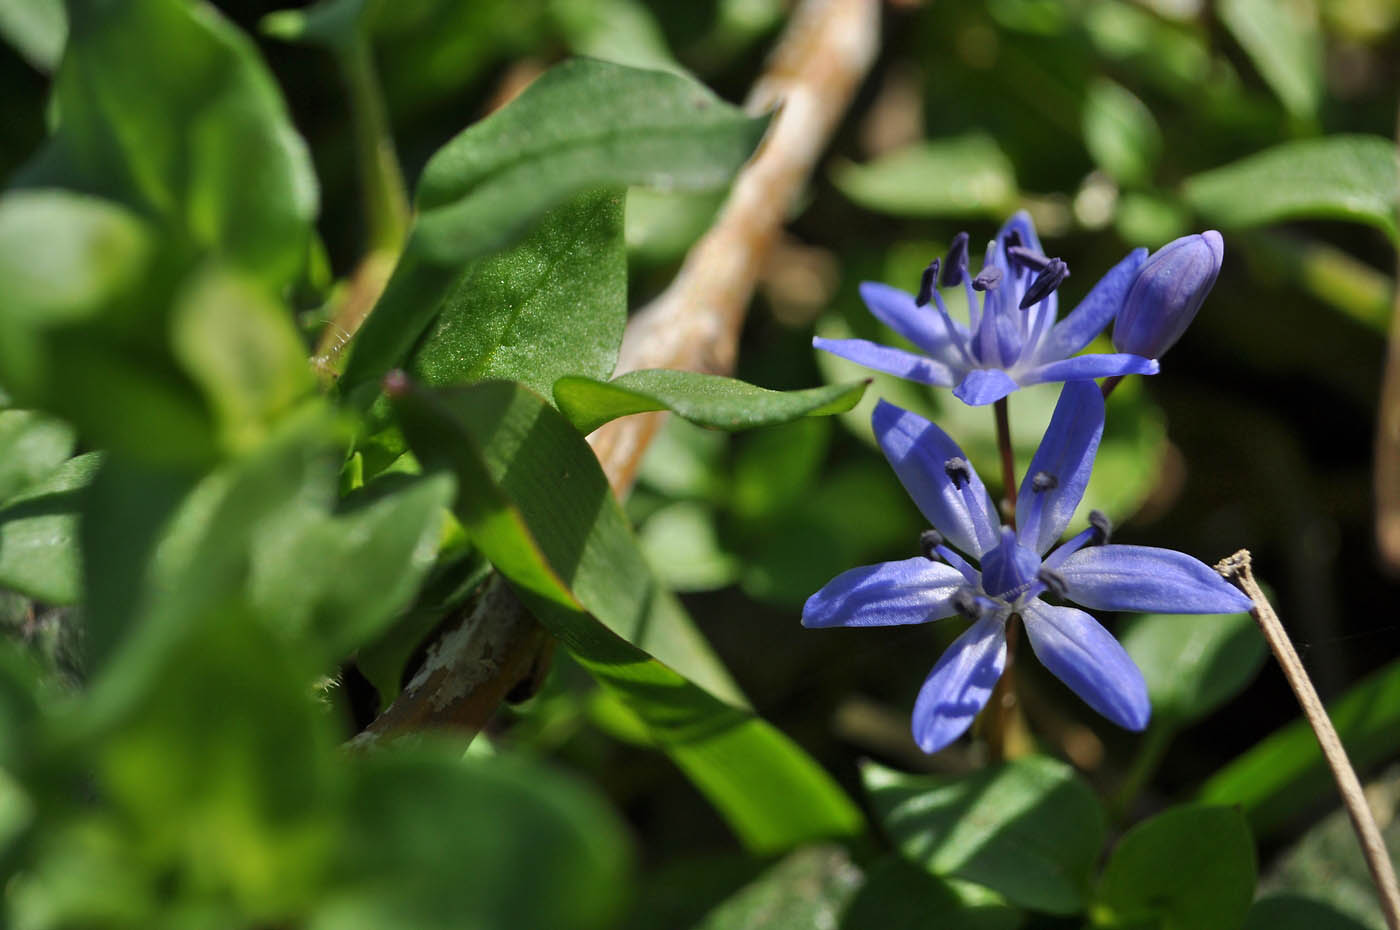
[
  {"left": 1112, "top": 231, "right": 1224, "bottom": 360},
  {"left": 815, "top": 212, "right": 1159, "bottom": 406},
  {"left": 802, "top": 382, "right": 1252, "bottom": 753}
]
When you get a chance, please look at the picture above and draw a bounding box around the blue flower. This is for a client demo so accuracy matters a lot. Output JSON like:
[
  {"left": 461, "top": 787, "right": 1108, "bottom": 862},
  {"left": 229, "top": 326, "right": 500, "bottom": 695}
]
[
  {"left": 801, "top": 381, "right": 1253, "bottom": 753},
  {"left": 1113, "top": 231, "right": 1224, "bottom": 360},
  {"left": 815, "top": 212, "right": 1160, "bottom": 406}
]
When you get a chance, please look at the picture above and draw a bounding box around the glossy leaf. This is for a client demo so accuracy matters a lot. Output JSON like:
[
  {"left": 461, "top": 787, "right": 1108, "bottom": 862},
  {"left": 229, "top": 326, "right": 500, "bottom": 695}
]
[
  {"left": 1120, "top": 609, "right": 1266, "bottom": 722},
  {"left": 1219, "top": 0, "right": 1322, "bottom": 120},
  {"left": 390, "top": 378, "right": 864, "bottom": 853},
  {"left": 863, "top": 756, "right": 1105, "bottom": 914},
  {"left": 554, "top": 370, "right": 868, "bottom": 435},
  {"left": 832, "top": 134, "right": 1018, "bottom": 218},
  {"left": 0, "top": 452, "right": 98, "bottom": 605},
  {"left": 340, "top": 58, "right": 768, "bottom": 393},
  {"left": 408, "top": 188, "right": 625, "bottom": 397},
  {"left": 839, "top": 857, "right": 1023, "bottom": 930},
  {"left": 1200, "top": 656, "right": 1400, "bottom": 836},
  {"left": 1182, "top": 136, "right": 1399, "bottom": 243},
  {"left": 316, "top": 745, "right": 632, "bottom": 930},
  {"left": 47, "top": 0, "right": 318, "bottom": 289},
  {"left": 0, "top": 0, "right": 66, "bottom": 71},
  {"left": 0, "top": 409, "right": 75, "bottom": 505},
  {"left": 1093, "top": 805, "right": 1255, "bottom": 930}
]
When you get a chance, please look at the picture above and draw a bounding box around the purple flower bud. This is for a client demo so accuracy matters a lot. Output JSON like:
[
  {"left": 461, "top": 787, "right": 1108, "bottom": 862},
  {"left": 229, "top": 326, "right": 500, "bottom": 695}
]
[{"left": 1112, "top": 231, "right": 1224, "bottom": 359}]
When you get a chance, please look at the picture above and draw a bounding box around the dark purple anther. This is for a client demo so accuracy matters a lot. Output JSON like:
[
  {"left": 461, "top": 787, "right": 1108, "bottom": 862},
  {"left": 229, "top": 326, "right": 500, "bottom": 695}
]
[
  {"left": 1037, "top": 567, "right": 1069, "bottom": 599},
  {"left": 952, "top": 588, "right": 982, "bottom": 619},
  {"left": 1030, "top": 472, "right": 1058, "bottom": 493},
  {"left": 941, "top": 232, "right": 970, "bottom": 287},
  {"left": 1007, "top": 245, "right": 1053, "bottom": 273},
  {"left": 920, "top": 529, "right": 944, "bottom": 560},
  {"left": 1019, "top": 258, "right": 1070, "bottom": 310},
  {"left": 915, "top": 259, "right": 939, "bottom": 307},
  {"left": 944, "top": 457, "right": 972, "bottom": 488},
  {"left": 972, "top": 266, "right": 1001, "bottom": 292},
  {"left": 1089, "top": 509, "right": 1112, "bottom": 544}
]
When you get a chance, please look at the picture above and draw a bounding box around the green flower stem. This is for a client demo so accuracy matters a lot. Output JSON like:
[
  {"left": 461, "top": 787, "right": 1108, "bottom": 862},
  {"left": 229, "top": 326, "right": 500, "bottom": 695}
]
[
  {"left": 339, "top": 37, "right": 409, "bottom": 255},
  {"left": 1111, "top": 716, "right": 1176, "bottom": 821}
]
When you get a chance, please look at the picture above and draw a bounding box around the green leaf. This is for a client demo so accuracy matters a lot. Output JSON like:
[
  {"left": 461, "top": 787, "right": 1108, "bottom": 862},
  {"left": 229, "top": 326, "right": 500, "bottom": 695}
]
[
  {"left": 832, "top": 134, "right": 1018, "bottom": 218},
  {"left": 389, "top": 378, "right": 864, "bottom": 853},
  {"left": 554, "top": 370, "right": 868, "bottom": 435},
  {"left": 639, "top": 501, "right": 739, "bottom": 592},
  {"left": 340, "top": 58, "right": 768, "bottom": 394},
  {"left": 839, "top": 857, "right": 1023, "bottom": 930},
  {"left": 730, "top": 417, "right": 830, "bottom": 523},
  {"left": 1082, "top": 78, "right": 1162, "bottom": 187},
  {"left": 1120, "top": 609, "right": 1267, "bottom": 723},
  {"left": 1242, "top": 895, "right": 1374, "bottom": 930},
  {"left": 1182, "top": 136, "right": 1399, "bottom": 243},
  {"left": 693, "top": 845, "right": 864, "bottom": 930},
  {"left": 1218, "top": 0, "right": 1322, "bottom": 120},
  {"left": 863, "top": 756, "right": 1105, "bottom": 914},
  {"left": 1199, "top": 656, "right": 1400, "bottom": 836},
  {"left": 0, "top": 0, "right": 67, "bottom": 71},
  {"left": 0, "top": 452, "right": 100, "bottom": 604},
  {"left": 317, "top": 745, "right": 632, "bottom": 930},
  {"left": 45, "top": 0, "right": 318, "bottom": 289},
  {"left": 1093, "top": 805, "right": 1256, "bottom": 930},
  {"left": 407, "top": 188, "right": 625, "bottom": 397},
  {"left": 0, "top": 409, "right": 75, "bottom": 505}
]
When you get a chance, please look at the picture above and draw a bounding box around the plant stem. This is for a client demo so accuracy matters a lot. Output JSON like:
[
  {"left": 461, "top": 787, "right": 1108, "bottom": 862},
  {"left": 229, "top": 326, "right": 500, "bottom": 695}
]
[
  {"left": 993, "top": 397, "right": 1017, "bottom": 521},
  {"left": 339, "top": 37, "right": 410, "bottom": 255},
  {"left": 1100, "top": 374, "right": 1124, "bottom": 399},
  {"left": 1216, "top": 550, "right": 1400, "bottom": 930},
  {"left": 1111, "top": 717, "right": 1176, "bottom": 821}
]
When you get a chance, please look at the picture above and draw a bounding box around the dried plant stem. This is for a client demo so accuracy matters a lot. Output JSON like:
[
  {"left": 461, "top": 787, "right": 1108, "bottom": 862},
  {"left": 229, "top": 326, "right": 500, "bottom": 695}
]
[
  {"left": 358, "top": 0, "right": 880, "bottom": 743},
  {"left": 1215, "top": 550, "right": 1400, "bottom": 930},
  {"left": 983, "top": 398, "right": 1032, "bottom": 760}
]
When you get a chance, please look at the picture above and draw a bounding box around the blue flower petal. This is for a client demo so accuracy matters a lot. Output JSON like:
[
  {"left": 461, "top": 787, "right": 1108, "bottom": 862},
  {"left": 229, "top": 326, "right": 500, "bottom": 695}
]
[
  {"left": 1036, "top": 248, "right": 1148, "bottom": 362},
  {"left": 1021, "top": 600, "right": 1150, "bottom": 731},
  {"left": 859, "top": 281, "right": 966, "bottom": 359},
  {"left": 813, "top": 337, "right": 959, "bottom": 387},
  {"left": 1057, "top": 544, "right": 1255, "bottom": 614},
  {"left": 912, "top": 613, "right": 1008, "bottom": 753},
  {"left": 1016, "top": 381, "right": 1104, "bottom": 555},
  {"left": 802, "top": 557, "right": 968, "bottom": 628},
  {"left": 953, "top": 368, "right": 1019, "bottom": 406},
  {"left": 1018, "top": 353, "right": 1159, "bottom": 386},
  {"left": 873, "top": 400, "right": 1000, "bottom": 556}
]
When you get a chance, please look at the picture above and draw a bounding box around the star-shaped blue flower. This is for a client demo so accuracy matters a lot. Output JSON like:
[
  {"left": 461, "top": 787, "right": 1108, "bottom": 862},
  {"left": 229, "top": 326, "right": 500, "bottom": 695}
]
[
  {"left": 802, "top": 381, "right": 1253, "bottom": 753},
  {"left": 815, "top": 212, "right": 1160, "bottom": 406}
]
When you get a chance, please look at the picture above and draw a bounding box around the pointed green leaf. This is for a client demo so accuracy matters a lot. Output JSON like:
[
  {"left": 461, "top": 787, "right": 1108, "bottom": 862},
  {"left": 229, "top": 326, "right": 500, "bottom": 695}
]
[
  {"left": 1082, "top": 78, "right": 1162, "bottom": 187},
  {"left": 838, "top": 857, "right": 1023, "bottom": 930},
  {"left": 0, "top": 452, "right": 99, "bottom": 605},
  {"left": 0, "top": 410, "right": 75, "bottom": 506},
  {"left": 1219, "top": 0, "right": 1322, "bottom": 120},
  {"left": 554, "top": 370, "right": 869, "bottom": 435},
  {"left": 1182, "top": 136, "right": 1399, "bottom": 243},
  {"left": 389, "top": 378, "right": 864, "bottom": 853},
  {"left": 1120, "top": 609, "right": 1266, "bottom": 723},
  {"left": 407, "top": 188, "right": 625, "bottom": 397},
  {"left": 340, "top": 58, "right": 768, "bottom": 394},
  {"left": 0, "top": 0, "right": 66, "bottom": 71},
  {"left": 1093, "top": 805, "right": 1255, "bottom": 930},
  {"left": 863, "top": 756, "right": 1105, "bottom": 914},
  {"left": 693, "top": 845, "right": 863, "bottom": 930},
  {"left": 832, "top": 135, "right": 1018, "bottom": 219}
]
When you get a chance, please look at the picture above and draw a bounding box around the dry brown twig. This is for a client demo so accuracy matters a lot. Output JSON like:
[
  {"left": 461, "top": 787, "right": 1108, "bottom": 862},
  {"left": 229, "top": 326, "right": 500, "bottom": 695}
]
[{"left": 359, "top": 0, "right": 881, "bottom": 742}]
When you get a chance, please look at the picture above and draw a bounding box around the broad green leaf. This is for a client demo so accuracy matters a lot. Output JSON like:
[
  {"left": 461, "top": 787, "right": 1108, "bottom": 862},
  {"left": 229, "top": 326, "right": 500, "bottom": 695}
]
[
  {"left": 0, "top": 452, "right": 100, "bottom": 604},
  {"left": 390, "top": 378, "right": 864, "bottom": 853},
  {"left": 692, "top": 845, "right": 863, "bottom": 930},
  {"left": 170, "top": 266, "right": 317, "bottom": 455},
  {"left": 1242, "top": 895, "right": 1373, "bottom": 930},
  {"left": 0, "top": 0, "right": 66, "bottom": 70},
  {"left": 554, "top": 0, "right": 682, "bottom": 74},
  {"left": 1082, "top": 78, "right": 1162, "bottom": 187},
  {"left": 1092, "top": 805, "right": 1255, "bottom": 930},
  {"left": 730, "top": 417, "right": 830, "bottom": 523},
  {"left": 1120, "top": 609, "right": 1266, "bottom": 723},
  {"left": 1199, "top": 656, "right": 1400, "bottom": 836},
  {"left": 316, "top": 745, "right": 632, "bottom": 930},
  {"left": 46, "top": 0, "right": 318, "bottom": 289},
  {"left": 1219, "top": 0, "right": 1322, "bottom": 120},
  {"left": 554, "top": 370, "right": 868, "bottom": 435},
  {"left": 832, "top": 135, "right": 1018, "bottom": 218},
  {"left": 863, "top": 756, "right": 1105, "bottom": 914},
  {"left": 1182, "top": 136, "right": 1399, "bottom": 243},
  {"left": 639, "top": 501, "right": 739, "bottom": 592},
  {"left": 408, "top": 188, "right": 625, "bottom": 397},
  {"left": 0, "top": 410, "right": 75, "bottom": 505},
  {"left": 838, "top": 857, "right": 1023, "bottom": 930},
  {"left": 340, "top": 58, "right": 768, "bottom": 394}
]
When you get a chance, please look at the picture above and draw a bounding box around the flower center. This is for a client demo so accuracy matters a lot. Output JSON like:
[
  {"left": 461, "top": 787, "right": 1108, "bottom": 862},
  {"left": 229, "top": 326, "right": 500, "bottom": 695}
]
[{"left": 980, "top": 532, "right": 1042, "bottom": 602}]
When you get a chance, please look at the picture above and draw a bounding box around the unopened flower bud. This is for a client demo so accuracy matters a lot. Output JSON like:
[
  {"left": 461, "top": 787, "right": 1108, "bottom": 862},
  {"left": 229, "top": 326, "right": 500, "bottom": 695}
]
[{"left": 1112, "top": 231, "right": 1223, "bottom": 359}]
